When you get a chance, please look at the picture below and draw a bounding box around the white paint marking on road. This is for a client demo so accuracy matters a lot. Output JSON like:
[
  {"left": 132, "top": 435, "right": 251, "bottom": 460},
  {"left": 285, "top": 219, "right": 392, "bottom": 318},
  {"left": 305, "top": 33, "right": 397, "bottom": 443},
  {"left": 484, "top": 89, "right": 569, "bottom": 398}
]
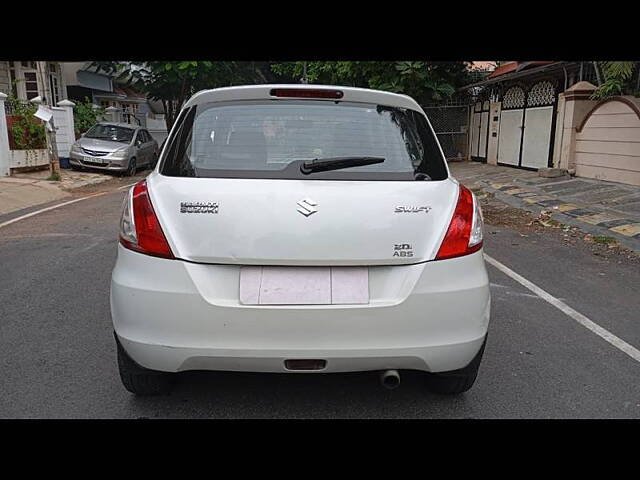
[
  {"left": 0, "top": 190, "right": 118, "bottom": 230},
  {"left": 485, "top": 254, "right": 640, "bottom": 364},
  {"left": 118, "top": 183, "right": 137, "bottom": 191},
  {"left": 504, "top": 291, "right": 548, "bottom": 300},
  {"left": 0, "top": 233, "right": 94, "bottom": 240},
  {"left": 491, "top": 282, "right": 566, "bottom": 300}
]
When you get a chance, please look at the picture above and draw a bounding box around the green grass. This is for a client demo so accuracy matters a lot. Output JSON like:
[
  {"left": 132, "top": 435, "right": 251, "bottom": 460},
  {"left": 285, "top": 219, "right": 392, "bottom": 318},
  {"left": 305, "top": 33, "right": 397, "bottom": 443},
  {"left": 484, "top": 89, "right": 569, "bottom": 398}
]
[
  {"left": 591, "top": 235, "right": 617, "bottom": 245},
  {"left": 46, "top": 173, "right": 61, "bottom": 182}
]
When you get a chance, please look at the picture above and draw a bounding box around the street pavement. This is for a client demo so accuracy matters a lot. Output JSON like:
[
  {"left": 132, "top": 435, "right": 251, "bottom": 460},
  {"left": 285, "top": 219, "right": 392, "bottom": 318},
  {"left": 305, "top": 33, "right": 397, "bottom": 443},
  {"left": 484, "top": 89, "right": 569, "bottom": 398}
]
[
  {"left": 1, "top": 175, "right": 639, "bottom": 418},
  {"left": 0, "top": 168, "right": 114, "bottom": 216}
]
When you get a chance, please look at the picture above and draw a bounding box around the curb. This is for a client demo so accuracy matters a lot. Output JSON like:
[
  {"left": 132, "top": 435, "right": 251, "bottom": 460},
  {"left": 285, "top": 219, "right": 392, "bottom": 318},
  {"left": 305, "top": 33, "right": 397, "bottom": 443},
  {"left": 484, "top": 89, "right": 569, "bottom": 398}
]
[
  {"left": 473, "top": 180, "right": 640, "bottom": 255},
  {"left": 59, "top": 174, "right": 115, "bottom": 192}
]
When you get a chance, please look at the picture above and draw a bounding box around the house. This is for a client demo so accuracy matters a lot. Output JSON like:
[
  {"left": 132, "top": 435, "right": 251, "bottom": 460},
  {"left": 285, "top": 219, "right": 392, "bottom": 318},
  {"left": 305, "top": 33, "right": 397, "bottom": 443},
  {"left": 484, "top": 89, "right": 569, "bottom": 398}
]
[
  {"left": 61, "top": 63, "right": 168, "bottom": 143},
  {"left": 0, "top": 61, "right": 66, "bottom": 105},
  {"left": 462, "top": 61, "right": 588, "bottom": 168},
  {"left": 0, "top": 62, "right": 77, "bottom": 174},
  {"left": 458, "top": 61, "right": 640, "bottom": 187}
]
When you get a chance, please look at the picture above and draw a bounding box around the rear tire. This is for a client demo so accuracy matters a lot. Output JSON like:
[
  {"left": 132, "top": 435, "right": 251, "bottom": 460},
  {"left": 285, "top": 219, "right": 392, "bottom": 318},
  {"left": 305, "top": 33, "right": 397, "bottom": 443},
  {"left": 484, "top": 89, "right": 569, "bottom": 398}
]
[
  {"left": 424, "top": 336, "right": 487, "bottom": 395},
  {"left": 116, "top": 336, "right": 173, "bottom": 396}
]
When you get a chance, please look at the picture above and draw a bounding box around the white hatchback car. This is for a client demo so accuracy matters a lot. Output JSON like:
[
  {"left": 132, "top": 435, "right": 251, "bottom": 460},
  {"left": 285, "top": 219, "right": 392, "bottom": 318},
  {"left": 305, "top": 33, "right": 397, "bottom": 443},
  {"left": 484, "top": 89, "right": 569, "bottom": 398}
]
[{"left": 111, "top": 85, "right": 491, "bottom": 396}]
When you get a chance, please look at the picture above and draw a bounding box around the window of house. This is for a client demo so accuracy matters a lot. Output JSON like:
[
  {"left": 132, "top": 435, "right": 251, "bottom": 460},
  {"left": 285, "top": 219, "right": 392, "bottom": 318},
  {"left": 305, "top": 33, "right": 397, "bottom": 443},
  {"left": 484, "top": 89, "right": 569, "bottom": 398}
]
[
  {"left": 49, "top": 71, "right": 60, "bottom": 105},
  {"left": 121, "top": 103, "right": 140, "bottom": 124},
  {"left": 23, "top": 71, "right": 39, "bottom": 101},
  {"left": 122, "top": 103, "right": 138, "bottom": 115},
  {"left": 10, "top": 62, "right": 62, "bottom": 103}
]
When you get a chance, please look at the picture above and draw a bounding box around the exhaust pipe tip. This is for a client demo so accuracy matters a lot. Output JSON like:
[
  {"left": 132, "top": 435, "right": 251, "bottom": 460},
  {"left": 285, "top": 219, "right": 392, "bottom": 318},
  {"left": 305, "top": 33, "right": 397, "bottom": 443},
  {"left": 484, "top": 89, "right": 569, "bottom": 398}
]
[{"left": 380, "top": 369, "right": 401, "bottom": 390}]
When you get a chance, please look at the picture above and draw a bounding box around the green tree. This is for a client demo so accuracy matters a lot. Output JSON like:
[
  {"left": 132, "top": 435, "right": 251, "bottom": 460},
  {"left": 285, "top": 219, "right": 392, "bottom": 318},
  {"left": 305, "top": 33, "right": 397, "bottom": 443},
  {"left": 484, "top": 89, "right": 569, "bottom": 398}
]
[
  {"left": 592, "top": 61, "right": 639, "bottom": 99},
  {"left": 73, "top": 98, "right": 105, "bottom": 135},
  {"left": 92, "top": 61, "right": 475, "bottom": 129},
  {"left": 270, "top": 61, "right": 473, "bottom": 104},
  {"left": 92, "top": 61, "right": 272, "bottom": 130}
]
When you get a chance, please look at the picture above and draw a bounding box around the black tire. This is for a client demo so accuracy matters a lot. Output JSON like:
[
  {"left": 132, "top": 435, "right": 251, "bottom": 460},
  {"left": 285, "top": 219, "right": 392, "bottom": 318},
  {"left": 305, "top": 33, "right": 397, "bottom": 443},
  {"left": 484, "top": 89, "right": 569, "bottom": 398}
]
[
  {"left": 424, "top": 336, "right": 487, "bottom": 395},
  {"left": 125, "top": 157, "right": 137, "bottom": 177},
  {"left": 70, "top": 163, "right": 82, "bottom": 171},
  {"left": 116, "top": 335, "right": 173, "bottom": 396}
]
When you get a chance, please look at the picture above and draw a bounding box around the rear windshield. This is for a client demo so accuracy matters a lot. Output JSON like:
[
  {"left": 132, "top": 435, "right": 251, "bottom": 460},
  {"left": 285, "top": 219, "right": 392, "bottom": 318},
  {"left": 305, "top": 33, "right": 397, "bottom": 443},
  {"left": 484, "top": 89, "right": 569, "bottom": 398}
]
[
  {"left": 160, "top": 100, "right": 448, "bottom": 181},
  {"left": 84, "top": 124, "right": 135, "bottom": 143}
]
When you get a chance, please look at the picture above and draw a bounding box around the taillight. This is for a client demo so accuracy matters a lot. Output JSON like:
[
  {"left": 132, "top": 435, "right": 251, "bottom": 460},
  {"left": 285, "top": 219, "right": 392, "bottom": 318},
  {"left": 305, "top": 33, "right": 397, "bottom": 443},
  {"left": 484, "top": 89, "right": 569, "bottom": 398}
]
[
  {"left": 435, "top": 184, "right": 483, "bottom": 261},
  {"left": 270, "top": 88, "right": 344, "bottom": 99},
  {"left": 119, "top": 180, "right": 174, "bottom": 259}
]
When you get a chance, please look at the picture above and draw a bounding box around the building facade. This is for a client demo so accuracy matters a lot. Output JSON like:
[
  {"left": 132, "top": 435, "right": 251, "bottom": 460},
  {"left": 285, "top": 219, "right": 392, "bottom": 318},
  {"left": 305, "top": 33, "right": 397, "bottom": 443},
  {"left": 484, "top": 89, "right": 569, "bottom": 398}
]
[
  {"left": 61, "top": 63, "right": 167, "bottom": 142},
  {"left": 462, "top": 61, "right": 640, "bottom": 186},
  {"left": 0, "top": 61, "right": 66, "bottom": 105}
]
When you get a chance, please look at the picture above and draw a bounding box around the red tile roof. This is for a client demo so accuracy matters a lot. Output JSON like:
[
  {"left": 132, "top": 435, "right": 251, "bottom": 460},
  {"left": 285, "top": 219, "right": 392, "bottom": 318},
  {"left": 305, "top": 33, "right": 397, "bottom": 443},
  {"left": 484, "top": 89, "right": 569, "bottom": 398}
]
[
  {"left": 488, "top": 61, "right": 556, "bottom": 79},
  {"left": 113, "top": 86, "right": 146, "bottom": 99}
]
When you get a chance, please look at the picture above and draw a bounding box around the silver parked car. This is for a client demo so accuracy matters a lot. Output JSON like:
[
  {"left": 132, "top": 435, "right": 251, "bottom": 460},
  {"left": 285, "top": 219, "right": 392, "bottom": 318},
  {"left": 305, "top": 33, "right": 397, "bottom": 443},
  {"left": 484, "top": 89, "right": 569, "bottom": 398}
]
[{"left": 69, "top": 123, "right": 159, "bottom": 176}]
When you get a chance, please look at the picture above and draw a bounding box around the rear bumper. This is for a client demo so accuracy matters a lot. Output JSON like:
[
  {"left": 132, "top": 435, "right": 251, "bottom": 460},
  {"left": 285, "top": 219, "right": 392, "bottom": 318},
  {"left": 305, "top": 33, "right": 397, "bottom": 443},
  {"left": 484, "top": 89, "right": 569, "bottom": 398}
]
[
  {"left": 111, "top": 245, "right": 491, "bottom": 373},
  {"left": 118, "top": 334, "right": 487, "bottom": 374}
]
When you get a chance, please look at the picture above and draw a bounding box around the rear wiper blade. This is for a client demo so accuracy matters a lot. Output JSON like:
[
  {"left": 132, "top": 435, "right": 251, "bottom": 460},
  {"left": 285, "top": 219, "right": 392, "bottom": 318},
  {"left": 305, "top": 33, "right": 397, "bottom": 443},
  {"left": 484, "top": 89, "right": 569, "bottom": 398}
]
[{"left": 300, "top": 156, "right": 385, "bottom": 174}]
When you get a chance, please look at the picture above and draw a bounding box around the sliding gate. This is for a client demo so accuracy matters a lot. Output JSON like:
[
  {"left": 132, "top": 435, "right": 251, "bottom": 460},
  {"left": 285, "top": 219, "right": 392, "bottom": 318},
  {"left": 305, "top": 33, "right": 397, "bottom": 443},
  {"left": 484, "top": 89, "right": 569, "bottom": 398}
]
[
  {"left": 497, "top": 81, "right": 558, "bottom": 170},
  {"left": 470, "top": 100, "right": 490, "bottom": 162}
]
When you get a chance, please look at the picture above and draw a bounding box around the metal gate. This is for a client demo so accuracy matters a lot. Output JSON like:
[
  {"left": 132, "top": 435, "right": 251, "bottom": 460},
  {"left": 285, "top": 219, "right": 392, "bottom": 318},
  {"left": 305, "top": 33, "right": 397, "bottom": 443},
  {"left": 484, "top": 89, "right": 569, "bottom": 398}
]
[
  {"left": 470, "top": 100, "right": 490, "bottom": 162},
  {"left": 423, "top": 102, "right": 470, "bottom": 161},
  {"left": 497, "top": 81, "right": 557, "bottom": 170}
]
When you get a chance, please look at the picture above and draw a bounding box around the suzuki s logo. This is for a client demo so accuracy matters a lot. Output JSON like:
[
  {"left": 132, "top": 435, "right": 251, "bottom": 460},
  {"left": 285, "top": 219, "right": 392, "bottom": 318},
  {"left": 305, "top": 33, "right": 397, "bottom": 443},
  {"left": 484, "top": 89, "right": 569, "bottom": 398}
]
[{"left": 297, "top": 198, "right": 318, "bottom": 217}]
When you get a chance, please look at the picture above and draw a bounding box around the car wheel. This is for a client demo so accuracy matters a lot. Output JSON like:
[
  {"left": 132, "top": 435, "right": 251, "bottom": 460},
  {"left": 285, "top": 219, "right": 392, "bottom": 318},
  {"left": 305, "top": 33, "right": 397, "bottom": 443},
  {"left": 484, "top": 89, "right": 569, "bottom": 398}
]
[
  {"left": 70, "top": 163, "right": 82, "bottom": 171},
  {"left": 423, "top": 336, "right": 487, "bottom": 395},
  {"left": 125, "top": 157, "right": 137, "bottom": 177},
  {"left": 116, "top": 335, "right": 173, "bottom": 396}
]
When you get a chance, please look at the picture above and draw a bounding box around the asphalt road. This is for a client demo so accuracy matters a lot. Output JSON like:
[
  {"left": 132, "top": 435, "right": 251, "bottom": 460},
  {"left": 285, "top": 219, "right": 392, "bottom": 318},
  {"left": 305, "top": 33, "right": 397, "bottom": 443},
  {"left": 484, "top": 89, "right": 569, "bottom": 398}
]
[{"left": 1, "top": 179, "right": 639, "bottom": 418}]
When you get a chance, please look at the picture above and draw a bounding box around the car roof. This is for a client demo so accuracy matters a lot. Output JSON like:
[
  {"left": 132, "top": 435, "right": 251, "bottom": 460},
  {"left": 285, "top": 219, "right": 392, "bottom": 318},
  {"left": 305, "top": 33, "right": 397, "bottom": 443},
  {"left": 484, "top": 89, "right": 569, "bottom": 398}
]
[
  {"left": 96, "top": 122, "right": 139, "bottom": 130},
  {"left": 184, "top": 84, "right": 425, "bottom": 113}
]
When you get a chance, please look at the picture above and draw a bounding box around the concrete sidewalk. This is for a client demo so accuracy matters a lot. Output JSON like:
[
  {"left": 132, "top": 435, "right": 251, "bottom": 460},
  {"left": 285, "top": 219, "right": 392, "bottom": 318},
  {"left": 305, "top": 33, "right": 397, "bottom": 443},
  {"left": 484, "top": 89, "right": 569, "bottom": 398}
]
[
  {"left": 0, "top": 169, "right": 114, "bottom": 216},
  {"left": 451, "top": 161, "right": 640, "bottom": 252}
]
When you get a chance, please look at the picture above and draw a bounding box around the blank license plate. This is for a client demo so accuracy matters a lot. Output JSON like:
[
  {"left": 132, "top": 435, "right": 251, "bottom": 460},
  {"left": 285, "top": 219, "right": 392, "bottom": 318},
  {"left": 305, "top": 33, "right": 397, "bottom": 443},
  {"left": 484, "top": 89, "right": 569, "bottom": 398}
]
[
  {"left": 239, "top": 266, "right": 369, "bottom": 305},
  {"left": 85, "top": 156, "right": 106, "bottom": 164}
]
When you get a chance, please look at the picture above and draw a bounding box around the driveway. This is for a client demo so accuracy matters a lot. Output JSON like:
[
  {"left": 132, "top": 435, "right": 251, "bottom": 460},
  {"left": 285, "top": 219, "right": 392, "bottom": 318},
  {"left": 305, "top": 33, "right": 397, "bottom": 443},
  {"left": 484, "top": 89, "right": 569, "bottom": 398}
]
[{"left": 450, "top": 161, "right": 640, "bottom": 252}]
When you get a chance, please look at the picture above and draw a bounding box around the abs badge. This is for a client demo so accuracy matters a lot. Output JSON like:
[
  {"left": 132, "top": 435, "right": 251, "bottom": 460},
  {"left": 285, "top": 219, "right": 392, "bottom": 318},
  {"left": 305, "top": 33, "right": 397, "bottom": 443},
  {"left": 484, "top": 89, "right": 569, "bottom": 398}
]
[
  {"left": 393, "top": 243, "right": 414, "bottom": 258},
  {"left": 180, "top": 202, "right": 219, "bottom": 214},
  {"left": 395, "top": 206, "right": 432, "bottom": 214}
]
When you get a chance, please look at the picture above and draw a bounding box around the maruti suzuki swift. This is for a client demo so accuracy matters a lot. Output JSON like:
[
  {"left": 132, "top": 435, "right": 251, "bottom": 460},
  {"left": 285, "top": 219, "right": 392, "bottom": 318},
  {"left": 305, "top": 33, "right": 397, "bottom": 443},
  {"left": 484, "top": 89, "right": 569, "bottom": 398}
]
[{"left": 110, "top": 85, "right": 491, "bottom": 396}]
